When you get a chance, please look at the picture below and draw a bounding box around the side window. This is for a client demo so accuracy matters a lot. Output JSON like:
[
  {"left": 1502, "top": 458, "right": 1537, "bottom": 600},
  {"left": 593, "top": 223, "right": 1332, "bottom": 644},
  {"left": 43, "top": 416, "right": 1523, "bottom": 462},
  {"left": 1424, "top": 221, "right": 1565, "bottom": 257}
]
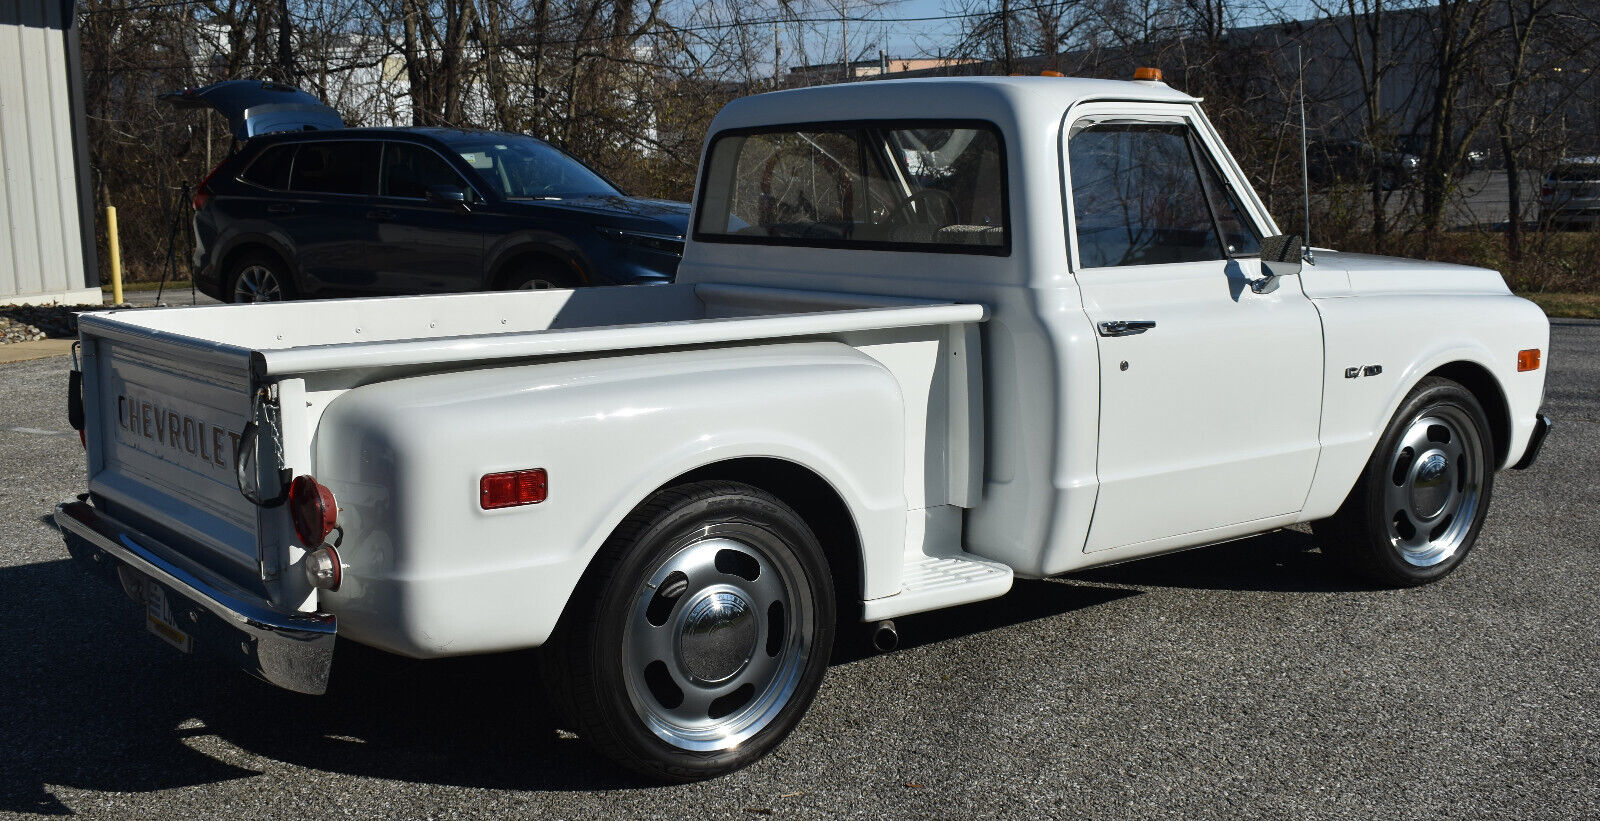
[
  {"left": 1069, "top": 123, "right": 1222, "bottom": 268},
  {"left": 382, "top": 143, "right": 470, "bottom": 199},
  {"left": 695, "top": 121, "right": 1008, "bottom": 253},
  {"left": 289, "top": 141, "right": 377, "bottom": 196},
  {"left": 240, "top": 144, "right": 295, "bottom": 190}
]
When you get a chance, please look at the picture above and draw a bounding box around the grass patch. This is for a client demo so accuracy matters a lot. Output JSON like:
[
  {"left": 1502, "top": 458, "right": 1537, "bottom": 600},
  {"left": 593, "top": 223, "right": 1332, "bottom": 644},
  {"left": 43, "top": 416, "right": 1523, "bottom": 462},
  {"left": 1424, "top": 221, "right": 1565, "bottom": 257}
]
[
  {"left": 102, "top": 279, "right": 193, "bottom": 292},
  {"left": 1516, "top": 292, "right": 1600, "bottom": 319}
]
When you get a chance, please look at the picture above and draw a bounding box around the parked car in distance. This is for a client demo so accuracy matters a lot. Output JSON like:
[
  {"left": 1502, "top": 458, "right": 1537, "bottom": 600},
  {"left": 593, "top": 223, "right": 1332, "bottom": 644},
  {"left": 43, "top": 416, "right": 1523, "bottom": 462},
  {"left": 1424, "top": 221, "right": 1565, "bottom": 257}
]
[
  {"left": 1307, "top": 138, "right": 1421, "bottom": 190},
  {"left": 166, "top": 80, "right": 688, "bottom": 302},
  {"left": 1539, "top": 157, "right": 1600, "bottom": 228}
]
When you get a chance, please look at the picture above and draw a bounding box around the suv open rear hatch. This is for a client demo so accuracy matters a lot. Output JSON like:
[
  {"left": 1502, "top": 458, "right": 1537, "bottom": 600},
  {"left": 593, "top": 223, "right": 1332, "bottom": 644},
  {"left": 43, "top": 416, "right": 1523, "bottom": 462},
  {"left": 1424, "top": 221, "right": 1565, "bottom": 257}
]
[{"left": 161, "top": 79, "right": 344, "bottom": 140}]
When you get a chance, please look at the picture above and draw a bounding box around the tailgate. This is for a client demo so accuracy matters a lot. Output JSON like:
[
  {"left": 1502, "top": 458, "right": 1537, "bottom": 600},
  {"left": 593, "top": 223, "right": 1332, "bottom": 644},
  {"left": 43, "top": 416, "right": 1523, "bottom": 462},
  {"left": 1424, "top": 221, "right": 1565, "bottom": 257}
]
[{"left": 84, "top": 329, "right": 260, "bottom": 579}]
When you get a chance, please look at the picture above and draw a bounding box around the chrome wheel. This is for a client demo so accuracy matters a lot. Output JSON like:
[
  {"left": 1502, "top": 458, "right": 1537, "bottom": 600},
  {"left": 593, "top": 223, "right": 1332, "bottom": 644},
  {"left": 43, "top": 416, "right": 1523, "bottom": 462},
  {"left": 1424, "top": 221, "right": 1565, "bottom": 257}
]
[
  {"left": 232, "top": 264, "right": 286, "bottom": 302},
  {"left": 622, "top": 529, "right": 814, "bottom": 752},
  {"left": 1381, "top": 406, "right": 1486, "bottom": 567}
]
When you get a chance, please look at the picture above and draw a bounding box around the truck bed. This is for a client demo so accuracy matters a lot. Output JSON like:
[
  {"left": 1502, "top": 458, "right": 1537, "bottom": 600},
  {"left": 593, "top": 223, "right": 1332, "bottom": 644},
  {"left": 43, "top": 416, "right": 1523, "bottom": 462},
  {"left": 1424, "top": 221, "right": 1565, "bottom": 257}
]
[
  {"left": 80, "top": 283, "right": 984, "bottom": 379},
  {"left": 74, "top": 283, "right": 987, "bottom": 609}
]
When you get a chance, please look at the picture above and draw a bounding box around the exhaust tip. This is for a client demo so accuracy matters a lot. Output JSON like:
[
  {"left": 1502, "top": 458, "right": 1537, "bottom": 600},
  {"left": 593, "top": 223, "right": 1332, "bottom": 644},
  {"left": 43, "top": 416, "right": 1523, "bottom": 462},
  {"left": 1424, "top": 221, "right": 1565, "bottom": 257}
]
[{"left": 871, "top": 619, "right": 898, "bottom": 653}]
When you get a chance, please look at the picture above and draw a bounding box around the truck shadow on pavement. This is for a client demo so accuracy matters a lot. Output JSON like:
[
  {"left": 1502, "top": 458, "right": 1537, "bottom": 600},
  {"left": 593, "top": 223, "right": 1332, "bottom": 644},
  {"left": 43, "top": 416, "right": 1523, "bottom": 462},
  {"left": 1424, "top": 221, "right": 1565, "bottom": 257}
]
[{"left": 1, "top": 528, "right": 1344, "bottom": 810}]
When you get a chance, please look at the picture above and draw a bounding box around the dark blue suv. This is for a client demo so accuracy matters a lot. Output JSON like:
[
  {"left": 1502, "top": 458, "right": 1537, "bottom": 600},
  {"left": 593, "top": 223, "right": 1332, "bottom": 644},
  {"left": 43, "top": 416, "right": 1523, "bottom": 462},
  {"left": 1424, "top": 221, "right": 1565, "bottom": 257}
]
[{"left": 171, "top": 81, "right": 688, "bottom": 302}]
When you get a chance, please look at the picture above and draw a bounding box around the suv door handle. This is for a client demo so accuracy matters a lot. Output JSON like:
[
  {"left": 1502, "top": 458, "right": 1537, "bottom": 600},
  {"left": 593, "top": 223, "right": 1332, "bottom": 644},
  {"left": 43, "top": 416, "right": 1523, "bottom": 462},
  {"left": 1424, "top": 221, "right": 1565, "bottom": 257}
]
[
  {"left": 1098, "top": 320, "right": 1157, "bottom": 337},
  {"left": 266, "top": 203, "right": 295, "bottom": 214},
  {"left": 366, "top": 209, "right": 395, "bottom": 221}
]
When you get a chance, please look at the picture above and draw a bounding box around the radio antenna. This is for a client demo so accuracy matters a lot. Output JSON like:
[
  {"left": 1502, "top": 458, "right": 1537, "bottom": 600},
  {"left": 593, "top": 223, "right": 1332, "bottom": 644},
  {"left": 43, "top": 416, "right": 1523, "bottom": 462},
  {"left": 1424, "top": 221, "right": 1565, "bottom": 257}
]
[{"left": 1298, "top": 44, "right": 1313, "bottom": 263}]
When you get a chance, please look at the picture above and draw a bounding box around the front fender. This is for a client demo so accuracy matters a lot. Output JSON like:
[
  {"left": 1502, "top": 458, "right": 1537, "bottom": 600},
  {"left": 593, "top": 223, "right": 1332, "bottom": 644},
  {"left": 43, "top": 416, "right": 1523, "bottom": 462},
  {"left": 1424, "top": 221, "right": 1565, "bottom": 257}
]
[
  {"left": 1302, "top": 293, "right": 1549, "bottom": 519},
  {"left": 312, "top": 341, "right": 906, "bottom": 658}
]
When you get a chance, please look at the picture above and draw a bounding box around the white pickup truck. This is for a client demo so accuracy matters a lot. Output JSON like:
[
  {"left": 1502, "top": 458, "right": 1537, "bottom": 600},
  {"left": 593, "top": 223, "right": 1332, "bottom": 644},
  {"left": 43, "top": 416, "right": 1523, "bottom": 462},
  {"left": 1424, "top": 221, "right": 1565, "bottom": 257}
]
[{"left": 57, "top": 74, "right": 1552, "bottom": 781}]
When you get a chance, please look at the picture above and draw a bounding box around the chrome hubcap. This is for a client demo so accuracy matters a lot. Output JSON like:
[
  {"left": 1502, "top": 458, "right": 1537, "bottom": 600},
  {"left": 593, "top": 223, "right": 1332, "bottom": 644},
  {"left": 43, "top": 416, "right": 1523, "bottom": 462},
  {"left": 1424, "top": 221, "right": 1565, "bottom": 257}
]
[
  {"left": 622, "top": 532, "right": 811, "bottom": 752},
  {"left": 1383, "top": 408, "right": 1484, "bottom": 567},
  {"left": 677, "top": 591, "right": 758, "bottom": 683},
  {"left": 233, "top": 265, "right": 284, "bottom": 302}
]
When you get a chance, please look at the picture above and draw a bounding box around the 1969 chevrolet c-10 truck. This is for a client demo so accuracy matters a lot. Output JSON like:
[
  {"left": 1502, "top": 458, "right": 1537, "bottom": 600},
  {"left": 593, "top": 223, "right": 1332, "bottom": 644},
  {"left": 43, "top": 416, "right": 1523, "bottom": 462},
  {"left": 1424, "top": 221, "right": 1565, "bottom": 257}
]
[{"left": 57, "top": 74, "right": 1552, "bottom": 781}]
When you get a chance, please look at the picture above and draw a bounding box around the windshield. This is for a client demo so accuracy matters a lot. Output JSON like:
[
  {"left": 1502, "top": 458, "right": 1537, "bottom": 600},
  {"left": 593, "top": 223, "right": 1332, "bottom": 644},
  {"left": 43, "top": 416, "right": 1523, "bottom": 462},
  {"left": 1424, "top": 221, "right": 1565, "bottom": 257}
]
[{"left": 448, "top": 135, "right": 620, "bottom": 199}]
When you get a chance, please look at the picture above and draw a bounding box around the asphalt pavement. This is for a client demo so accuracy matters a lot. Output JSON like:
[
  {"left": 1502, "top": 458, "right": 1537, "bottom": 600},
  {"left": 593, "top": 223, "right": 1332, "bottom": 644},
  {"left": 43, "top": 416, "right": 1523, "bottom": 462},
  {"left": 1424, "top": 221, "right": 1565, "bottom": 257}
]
[{"left": 1, "top": 321, "right": 1596, "bottom": 819}]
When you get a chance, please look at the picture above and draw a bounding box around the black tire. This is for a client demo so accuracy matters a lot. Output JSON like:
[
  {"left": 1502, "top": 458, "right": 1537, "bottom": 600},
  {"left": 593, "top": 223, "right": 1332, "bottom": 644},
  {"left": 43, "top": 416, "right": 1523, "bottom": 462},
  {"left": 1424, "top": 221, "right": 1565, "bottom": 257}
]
[
  {"left": 541, "top": 480, "right": 836, "bottom": 782},
  {"left": 1313, "top": 377, "right": 1496, "bottom": 587},
  {"left": 504, "top": 259, "right": 581, "bottom": 290},
  {"left": 226, "top": 252, "right": 295, "bottom": 303}
]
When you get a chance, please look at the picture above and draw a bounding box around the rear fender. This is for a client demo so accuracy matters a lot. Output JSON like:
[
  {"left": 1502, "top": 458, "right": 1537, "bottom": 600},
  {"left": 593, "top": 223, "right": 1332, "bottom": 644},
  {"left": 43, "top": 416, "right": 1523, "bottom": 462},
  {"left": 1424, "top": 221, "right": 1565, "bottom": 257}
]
[{"left": 312, "top": 341, "right": 906, "bottom": 658}]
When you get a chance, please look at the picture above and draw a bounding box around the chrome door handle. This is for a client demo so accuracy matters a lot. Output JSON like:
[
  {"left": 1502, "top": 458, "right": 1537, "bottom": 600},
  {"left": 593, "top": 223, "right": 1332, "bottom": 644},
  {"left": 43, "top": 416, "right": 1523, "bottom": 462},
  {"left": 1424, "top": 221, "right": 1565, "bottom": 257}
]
[{"left": 1098, "top": 320, "right": 1156, "bottom": 337}]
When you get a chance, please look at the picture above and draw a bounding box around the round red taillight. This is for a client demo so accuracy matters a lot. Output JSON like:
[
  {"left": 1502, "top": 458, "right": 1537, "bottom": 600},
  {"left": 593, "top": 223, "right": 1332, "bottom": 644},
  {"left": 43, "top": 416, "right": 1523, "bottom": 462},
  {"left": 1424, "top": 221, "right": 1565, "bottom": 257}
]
[{"left": 288, "top": 475, "right": 337, "bottom": 547}]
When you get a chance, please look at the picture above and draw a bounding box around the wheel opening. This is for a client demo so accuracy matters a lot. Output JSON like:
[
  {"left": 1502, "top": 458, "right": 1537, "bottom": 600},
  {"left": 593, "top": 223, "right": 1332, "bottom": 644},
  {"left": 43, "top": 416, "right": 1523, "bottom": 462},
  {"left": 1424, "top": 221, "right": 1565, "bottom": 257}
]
[
  {"left": 708, "top": 684, "right": 755, "bottom": 719},
  {"left": 715, "top": 549, "right": 761, "bottom": 582},
  {"left": 647, "top": 571, "right": 689, "bottom": 626},
  {"left": 765, "top": 601, "right": 785, "bottom": 657},
  {"left": 1429, "top": 515, "right": 1454, "bottom": 541},
  {"left": 1427, "top": 424, "right": 1451, "bottom": 444},
  {"left": 644, "top": 660, "right": 683, "bottom": 709}
]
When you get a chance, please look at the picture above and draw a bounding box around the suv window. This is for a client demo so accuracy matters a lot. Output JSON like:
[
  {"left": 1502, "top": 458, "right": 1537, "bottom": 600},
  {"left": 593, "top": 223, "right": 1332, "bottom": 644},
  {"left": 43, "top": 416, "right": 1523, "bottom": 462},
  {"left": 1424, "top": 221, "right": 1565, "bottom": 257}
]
[
  {"left": 290, "top": 140, "right": 377, "bottom": 196},
  {"left": 382, "top": 143, "right": 470, "bottom": 199},
  {"left": 241, "top": 144, "right": 295, "bottom": 190},
  {"left": 1070, "top": 123, "right": 1228, "bottom": 268},
  {"left": 695, "top": 121, "right": 1007, "bottom": 253}
]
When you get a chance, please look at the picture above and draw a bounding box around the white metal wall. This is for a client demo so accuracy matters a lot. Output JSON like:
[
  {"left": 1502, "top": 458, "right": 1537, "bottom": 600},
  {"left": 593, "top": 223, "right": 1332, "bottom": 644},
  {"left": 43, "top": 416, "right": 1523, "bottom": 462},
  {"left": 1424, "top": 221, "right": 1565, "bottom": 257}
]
[{"left": 0, "top": 0, "right": 96, "bottom": 305}]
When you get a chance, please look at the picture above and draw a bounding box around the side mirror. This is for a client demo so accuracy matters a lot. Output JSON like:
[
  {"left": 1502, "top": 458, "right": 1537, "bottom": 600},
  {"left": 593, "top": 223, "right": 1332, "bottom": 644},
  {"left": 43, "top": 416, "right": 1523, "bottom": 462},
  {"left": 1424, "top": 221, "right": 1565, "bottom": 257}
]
[
  {"left": 425, "top": 185, "right": 471, "bottom": 213},
  {"left": 1252, "top": 234, "right": 1304, "bottom": 294}
]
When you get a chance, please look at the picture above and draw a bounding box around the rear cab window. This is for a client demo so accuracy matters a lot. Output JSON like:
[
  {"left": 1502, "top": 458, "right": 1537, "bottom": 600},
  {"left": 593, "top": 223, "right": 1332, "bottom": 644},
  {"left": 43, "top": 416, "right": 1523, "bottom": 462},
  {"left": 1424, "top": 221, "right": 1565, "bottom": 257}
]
[{"left": 695, "top": 120, "right": 1008, "bottom": 254}]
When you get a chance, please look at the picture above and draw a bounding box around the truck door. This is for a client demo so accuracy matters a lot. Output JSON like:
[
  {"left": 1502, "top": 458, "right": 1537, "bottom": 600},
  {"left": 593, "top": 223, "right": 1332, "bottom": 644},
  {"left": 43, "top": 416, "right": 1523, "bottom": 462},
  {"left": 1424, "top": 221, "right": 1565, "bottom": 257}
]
[{"left": 1064, "top": 107, "right": 1324, "bottom": 553}]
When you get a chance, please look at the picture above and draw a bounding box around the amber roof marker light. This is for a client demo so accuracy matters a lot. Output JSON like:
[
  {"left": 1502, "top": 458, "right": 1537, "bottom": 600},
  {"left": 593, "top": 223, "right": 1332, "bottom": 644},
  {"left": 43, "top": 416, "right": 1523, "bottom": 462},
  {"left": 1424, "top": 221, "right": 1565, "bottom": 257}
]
[{"left": 1133, "top": 67, "right": 1164, "bottom": 82}]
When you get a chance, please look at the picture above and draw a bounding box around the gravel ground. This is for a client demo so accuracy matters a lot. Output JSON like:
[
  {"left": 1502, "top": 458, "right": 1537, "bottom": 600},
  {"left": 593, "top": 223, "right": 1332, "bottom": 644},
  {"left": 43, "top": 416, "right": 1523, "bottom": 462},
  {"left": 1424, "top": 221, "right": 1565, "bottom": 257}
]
[{"left": 1, "top": 322, "right": 1596, "bottom": 820}]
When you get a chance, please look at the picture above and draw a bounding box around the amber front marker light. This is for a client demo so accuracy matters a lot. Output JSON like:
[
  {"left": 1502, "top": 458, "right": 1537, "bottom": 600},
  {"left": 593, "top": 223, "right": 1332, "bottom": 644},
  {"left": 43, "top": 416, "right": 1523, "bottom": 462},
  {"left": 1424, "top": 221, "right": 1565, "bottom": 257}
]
[
  {"left": 481, "top": 468, "right": 549, "bottom": 509},
  {"left": 1518, "top": 349, "right": 1542, "bottom": 372},
  {"left": 1133, "top": 66, "right": 1164, "bottom": 82}
]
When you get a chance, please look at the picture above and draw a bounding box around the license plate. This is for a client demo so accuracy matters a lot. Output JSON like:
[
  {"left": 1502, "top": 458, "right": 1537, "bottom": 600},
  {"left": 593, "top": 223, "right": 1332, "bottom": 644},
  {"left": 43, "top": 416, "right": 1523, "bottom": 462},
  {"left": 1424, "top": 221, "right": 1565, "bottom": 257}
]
[{"left": 145, "top": 583, "right": 193, "bottom": 653}]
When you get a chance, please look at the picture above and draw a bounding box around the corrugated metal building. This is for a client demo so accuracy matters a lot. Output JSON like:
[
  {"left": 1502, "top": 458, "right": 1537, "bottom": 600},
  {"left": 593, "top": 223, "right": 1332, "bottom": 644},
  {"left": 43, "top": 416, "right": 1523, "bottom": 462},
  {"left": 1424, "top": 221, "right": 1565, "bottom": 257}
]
[{"left": 0, "top": 0, "right": 98, "bottom": 306}]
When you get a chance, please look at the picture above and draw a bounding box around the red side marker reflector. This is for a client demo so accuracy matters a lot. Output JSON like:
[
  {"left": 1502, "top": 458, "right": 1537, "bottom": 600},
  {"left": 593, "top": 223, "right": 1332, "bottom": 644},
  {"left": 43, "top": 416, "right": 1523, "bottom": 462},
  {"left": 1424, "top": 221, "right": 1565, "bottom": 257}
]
[
  {"left": 480, "top": 468, "right": 548, "bottom": 509},
  {"left": 1517, "top": 349, "right": 1541, "bottom": 372}
]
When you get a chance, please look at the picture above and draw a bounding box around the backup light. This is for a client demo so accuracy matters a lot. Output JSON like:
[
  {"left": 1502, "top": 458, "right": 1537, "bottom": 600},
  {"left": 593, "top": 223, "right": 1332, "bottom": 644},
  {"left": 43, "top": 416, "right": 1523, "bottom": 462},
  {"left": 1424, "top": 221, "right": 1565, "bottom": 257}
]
[
  {"left": 481, "top": 468, "right": 548, "bottom": 509},
  {"left": 288, "top": 475, "right": 337, "bottom": 546},
  {"left": 304, "top": 545, "right": 342, "bottom": 591}
]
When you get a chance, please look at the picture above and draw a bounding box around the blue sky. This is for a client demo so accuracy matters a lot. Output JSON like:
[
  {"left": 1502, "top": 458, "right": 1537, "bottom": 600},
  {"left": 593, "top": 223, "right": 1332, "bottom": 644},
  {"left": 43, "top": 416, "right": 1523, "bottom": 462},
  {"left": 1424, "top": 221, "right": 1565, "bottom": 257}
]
[{"left": 849, "top": 0, "right": 1323, "bottom": 59}]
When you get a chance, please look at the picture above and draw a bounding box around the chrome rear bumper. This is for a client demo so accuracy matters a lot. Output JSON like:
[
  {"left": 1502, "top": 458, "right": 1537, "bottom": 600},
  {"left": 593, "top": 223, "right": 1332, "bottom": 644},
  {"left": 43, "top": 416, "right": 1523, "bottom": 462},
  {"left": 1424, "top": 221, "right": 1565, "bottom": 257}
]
[{"left": 54, "top": 499, "right": 336, "bottom": 695}]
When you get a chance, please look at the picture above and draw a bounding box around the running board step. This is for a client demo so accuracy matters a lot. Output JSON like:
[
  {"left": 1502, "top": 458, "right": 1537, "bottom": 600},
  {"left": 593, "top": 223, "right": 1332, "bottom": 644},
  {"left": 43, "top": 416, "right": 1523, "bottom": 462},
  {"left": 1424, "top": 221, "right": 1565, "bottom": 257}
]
[{"left": 860, "top": 552, "right": 1014, "bottom": 621}]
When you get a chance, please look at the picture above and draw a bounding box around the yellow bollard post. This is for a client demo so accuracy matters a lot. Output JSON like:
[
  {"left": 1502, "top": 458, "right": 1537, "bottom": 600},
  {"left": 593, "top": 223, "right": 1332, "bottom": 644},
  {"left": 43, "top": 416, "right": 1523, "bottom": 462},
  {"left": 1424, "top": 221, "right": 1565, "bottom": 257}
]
[{"left": 106, "top": 206, "right": 123, "bottom": 305}]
